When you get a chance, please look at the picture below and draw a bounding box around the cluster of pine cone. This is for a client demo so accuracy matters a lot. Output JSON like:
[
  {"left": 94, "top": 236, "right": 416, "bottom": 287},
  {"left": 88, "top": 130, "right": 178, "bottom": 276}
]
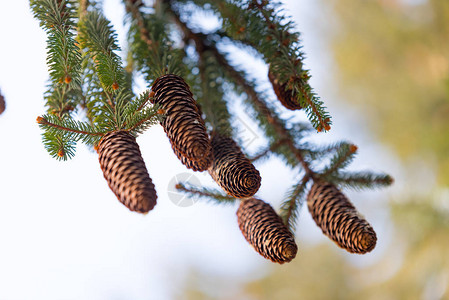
[{"left": 95, "top": 74, "right": 376, "bottom": 264}]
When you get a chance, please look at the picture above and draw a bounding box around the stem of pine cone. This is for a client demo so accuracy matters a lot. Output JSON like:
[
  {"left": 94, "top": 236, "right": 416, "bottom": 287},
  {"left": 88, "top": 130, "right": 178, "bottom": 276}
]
[{"left": 169, "top": 7, "right": 315, "bottom": 177}]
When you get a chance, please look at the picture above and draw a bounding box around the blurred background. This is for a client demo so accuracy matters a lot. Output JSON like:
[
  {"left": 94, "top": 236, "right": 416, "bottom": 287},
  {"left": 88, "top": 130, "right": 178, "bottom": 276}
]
[{"left": 0, "top": 0, "right": 447, "bottom": 299}]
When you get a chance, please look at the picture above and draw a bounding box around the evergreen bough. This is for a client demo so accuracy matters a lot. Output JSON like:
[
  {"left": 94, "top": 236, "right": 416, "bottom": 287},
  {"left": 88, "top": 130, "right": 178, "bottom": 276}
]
[{"left": 31, "top": 0, "right": 393, "bottom": 262}]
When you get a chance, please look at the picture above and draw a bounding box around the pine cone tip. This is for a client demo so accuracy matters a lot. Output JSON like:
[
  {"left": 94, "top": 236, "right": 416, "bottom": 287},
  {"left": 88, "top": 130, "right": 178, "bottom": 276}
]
[
  {"left": 282, "top": 243, "right": 298, "bottom": 262},
  {"left": 359, "top": 229, "right": 377, "bottom": 253}
]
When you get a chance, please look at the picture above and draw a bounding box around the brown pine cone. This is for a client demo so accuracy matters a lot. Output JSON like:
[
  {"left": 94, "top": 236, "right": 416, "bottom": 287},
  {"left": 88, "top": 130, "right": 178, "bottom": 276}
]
[
  {"left": 0, "top": 91, "right": 5, "bottom": 115},
  {"left": 208, "top": 132, "right": 261, "bottom": 198},
  {"left": 268, "top": 68, "right": 302, "bottom": 110},
  {"left": 97, "top": 130, "right": 157, "bottom": 213},
  {"left": 151, "top": 74, "right": 212, "bottom": 171},
  {"left": 237, "top": 198, "right": 297, "bottom": 264},
  {"left": 307, "top": 182, "right": 377, "bottom": 254}
]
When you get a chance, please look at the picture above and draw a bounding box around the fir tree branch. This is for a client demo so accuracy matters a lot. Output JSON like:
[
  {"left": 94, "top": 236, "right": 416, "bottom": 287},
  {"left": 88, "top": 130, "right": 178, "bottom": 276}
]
[
  {"left": 250, "top": 138, "right": 287, "bottom": 162},
  {"left": 125, "top": 0, "right": 186, "bottom": 80},
  {"left": 321, "top": 143, "right": 358, "bottom": 176},
  {"left": 169, "top": 6, "right": 314, "bottom": 175},
  {"left": 197, "top": 49, "right": 233, "bottom": 136},
  {"left": 78, "top": 10, "right": 125, "bottom": 92},
  {"left": 249, "top": 0, "right": 331, "bottom": 131},
  {"left": 280, "top": 173, "right": 311, "bottom": 232},
  {"left": 31, "top": 0, "right": 82, "bottom": 85},
  {"left": 327, "top": 171, "right": 394, "bottom": 191},
  {"left": 37, "top": 115, "right": 104, "bottom": 138},
  {"left": 192, "top": 0, "right": 331, "bottom": 131},
  {"left": 126, "top": 107, "right": 161, "bottom": 135},
  {"left": 176, "top": 183, "right": 236, "bottom": 204}
]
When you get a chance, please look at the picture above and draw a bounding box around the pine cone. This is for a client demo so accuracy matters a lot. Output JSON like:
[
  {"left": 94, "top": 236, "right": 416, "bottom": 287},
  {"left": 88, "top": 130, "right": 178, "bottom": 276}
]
[
  {"left": 208, "top": 132, "right": 261, "bottom": 198},
  {"left": 237, "top": 198, "right": 297, "bottom": 264},
  {"left": 97, "top": 130, "right": 157, "bottom": 213},
  {"left": 307, "top": 182, "right": 377, "bottom": 254},
  {"left": 151, "top": 74, "right": 212, "bottom": 171},
  {"left": 268, "top": 68, "right": 302, "bottom": 110},
  {"left": 0, "top": 91, "right": 5, "bottom": 115}
]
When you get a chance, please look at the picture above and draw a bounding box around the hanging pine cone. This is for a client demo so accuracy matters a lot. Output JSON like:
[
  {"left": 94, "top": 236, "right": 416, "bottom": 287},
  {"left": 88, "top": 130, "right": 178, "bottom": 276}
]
[
  {"left": 97, "top": 130, "right": 157, "bottom": 213},
  {"left": 208, "top": 132, "right": 261, "bottom": 198},
  {"left": 237, "top": 198, "right": 297, "bottom": 264},
  {"left": 150, "top": 74, "right": 212, "bottom": 171},
  {"left": 307, "top": 182, "right": 377, "bottom": 254},
  {"left": 0, "top": 90, "right": 5, "bottom": 115},
  {"left": 268, "top": 68, "right": 302, "bottom": 110}
]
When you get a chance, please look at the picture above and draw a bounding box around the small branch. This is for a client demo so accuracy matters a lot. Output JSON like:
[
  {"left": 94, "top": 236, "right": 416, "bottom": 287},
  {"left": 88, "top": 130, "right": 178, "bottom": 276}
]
[
  {"left": 176, "top": 183, "right": 236, "bottom": 203},
  {"left": 252, "top": 1, "right": 330, "bottom": 131},
  {"left": 36, "top": 116, "right": 103, "bottom": 136},
  {"left": 250, "top": 138, "right": 287, "bottom": 162},
  {"left": 322, "top": 144, "right": 357, "bottom": 177},
  {"left": 136, "top": 93, "right": 151, "bottom": 111},
  {"left": 125, "top": 0, "right": 156, "bottom": 51},
  {"left": 282, "top": 173, "right": 311, "bottom": 229},
  {"left": 126, "top": 110, "right": 160, "bottom": 133},
  {"left": 168, "top": 7, "right": 315, "bottom": 177}
]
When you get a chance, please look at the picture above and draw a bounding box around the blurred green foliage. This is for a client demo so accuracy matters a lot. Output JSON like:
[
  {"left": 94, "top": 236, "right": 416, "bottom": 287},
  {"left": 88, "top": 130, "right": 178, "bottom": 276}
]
[{"left": 331, "top": 0, "right": 449, "bottom": 185}]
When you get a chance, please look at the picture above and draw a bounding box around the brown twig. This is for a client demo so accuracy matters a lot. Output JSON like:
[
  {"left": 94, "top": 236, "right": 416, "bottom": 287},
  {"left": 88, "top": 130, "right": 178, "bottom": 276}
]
[{"left": 36, "top": 116, "right": 103, "bottom": 136}]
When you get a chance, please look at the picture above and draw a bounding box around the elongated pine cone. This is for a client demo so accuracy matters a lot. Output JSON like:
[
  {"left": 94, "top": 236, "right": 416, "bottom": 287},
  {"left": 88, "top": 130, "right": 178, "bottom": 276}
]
[
  {"left": 0, "top": 91, "right": 5, "bottom": 115},
  {"left": 151, "top": 74, "right": 212, "bottom": 171},
  {"left": 268, "top": 68, "right": 302, "bottom": 110},
  {"left": 208, "top": 132, "right": 261, "bottom": 198},
  {"left": 307, "top": 182, "right": 377, "bottom": 254},
  {"left": 97, "top": 130, "right": 157, "bottom": 213},
  {"left": 237, "top": 198, "right": 297, "bottom": 264}
]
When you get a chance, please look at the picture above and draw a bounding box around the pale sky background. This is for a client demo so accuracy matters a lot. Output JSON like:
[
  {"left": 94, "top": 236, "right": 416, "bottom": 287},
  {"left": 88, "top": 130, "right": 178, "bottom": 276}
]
[{"left": 0, "top": 0, "right": 400, "bottom": 299}]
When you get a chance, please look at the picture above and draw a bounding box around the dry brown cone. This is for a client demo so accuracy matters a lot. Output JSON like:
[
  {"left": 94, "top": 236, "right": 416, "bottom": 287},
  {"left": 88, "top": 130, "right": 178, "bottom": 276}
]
[
  {"left": 237, "top": 198, "right": 298, "bottom": 264},
  {"left": 268, "top": 68, "right": 302, "bottom": 111},
  {"left": 0, "top": 91, "right": 5, "bottom": 115},
  {"left": 208, "top": 132, "right": 261, "bottom": 198},
  {"left": 97, "top": 130, "right": 157, "bottom": 213},
  {"left": 307, "top": 181, "right": 377, "bottom": 254},
  {"left": 150, "top": 74, "right": 212, "bottom": 171}
]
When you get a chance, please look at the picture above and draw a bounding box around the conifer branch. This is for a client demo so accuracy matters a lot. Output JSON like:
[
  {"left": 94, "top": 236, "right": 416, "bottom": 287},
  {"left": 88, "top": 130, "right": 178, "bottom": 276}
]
[
  {"left": 194, "top": 0, "right": 331, "bottom": 131},
  {"left": 125, "top": 0, "right": 186, "bottom": 80},
  {"left": 327, "top": 171, "right": 394, "bottom": 191},
  {"left": 78, "top": 10, "right": 125, "bottom": 92},
  {"left": 31, "top": 0, "right": 82, "bottom": 85},
  {"left": 37, "top": 115, "right": 104, "bottom": 137},
  {"left": 169, "top": 6, "right": 314, "bottom": 175},
  {"left": 176, "top": 183, "right": 236, "bottom": 204},
  {"left": 250, "top": 138, "right": 287, "bottom": 162},
  {"left": 280, "top": 173, "right": 311, "bottom": 232},
  {"left": 250, "top": 0, "right": 331, "bottom": 131},
  {"left": 321, "top": 143, "right": 358, "bottom": 176}
]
